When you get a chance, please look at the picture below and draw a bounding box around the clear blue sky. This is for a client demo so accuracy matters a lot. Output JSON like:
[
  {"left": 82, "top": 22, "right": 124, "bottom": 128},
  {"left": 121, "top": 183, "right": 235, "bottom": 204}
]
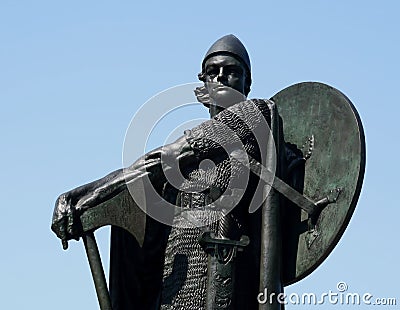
[{"left": 1, "top": 1, "right": 398, "bottom": 309}]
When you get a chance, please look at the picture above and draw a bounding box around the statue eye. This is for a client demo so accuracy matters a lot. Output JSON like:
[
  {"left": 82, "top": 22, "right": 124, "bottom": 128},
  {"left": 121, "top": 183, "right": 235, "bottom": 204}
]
[
  {"left": 206, "top": 66, "right": 218, "bottom": 77},
  {"left": 226, "top": 66, "right": 242, "bottom": 76}
]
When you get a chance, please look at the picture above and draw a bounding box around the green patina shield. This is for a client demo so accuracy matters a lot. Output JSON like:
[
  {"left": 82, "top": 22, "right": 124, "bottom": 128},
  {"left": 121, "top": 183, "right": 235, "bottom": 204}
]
[{"left": 271, "top": 82, "right": 366, "bottom": 285}]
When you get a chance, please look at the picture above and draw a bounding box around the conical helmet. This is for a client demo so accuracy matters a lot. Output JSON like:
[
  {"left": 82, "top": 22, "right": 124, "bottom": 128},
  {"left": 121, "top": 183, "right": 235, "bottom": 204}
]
[{"left": 202, "top": 34, "right": 251, "bottom": 75}]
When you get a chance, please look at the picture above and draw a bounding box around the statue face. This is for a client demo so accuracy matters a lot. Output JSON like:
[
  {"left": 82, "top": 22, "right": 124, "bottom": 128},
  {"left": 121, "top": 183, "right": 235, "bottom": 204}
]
[{"left": 204, "top": 55, "right": 247, "bottom": 116}]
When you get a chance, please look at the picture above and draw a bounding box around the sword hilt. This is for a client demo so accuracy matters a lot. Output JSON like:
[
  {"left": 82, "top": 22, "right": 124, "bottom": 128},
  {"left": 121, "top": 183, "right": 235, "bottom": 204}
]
[
  {"left": 199, "top": 231, "right": 250, "bottom": 309},
  {"left": 199, "top": 231, "right": 249, "bottom": 263}
]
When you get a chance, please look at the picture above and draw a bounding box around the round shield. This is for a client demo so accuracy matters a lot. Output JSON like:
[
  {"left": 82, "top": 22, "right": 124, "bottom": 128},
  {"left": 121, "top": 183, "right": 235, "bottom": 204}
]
[{"left": 270, "top": 82, "right": 366, "bottom": 285}]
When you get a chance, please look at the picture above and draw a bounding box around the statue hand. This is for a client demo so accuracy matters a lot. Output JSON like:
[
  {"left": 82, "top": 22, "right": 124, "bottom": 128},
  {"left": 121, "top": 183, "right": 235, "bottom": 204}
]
[
  {"left": 159, "top": 136, "right": 197, "bottom": 168},
  {"left": 51, "top": 189, "right": 92, "bottom": 250}
]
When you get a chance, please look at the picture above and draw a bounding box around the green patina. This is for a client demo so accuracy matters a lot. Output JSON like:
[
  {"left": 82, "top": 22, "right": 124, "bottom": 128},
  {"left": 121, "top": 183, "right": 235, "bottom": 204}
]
[{"left": 272, "top": 82, "right": 365, "bottom": 285}]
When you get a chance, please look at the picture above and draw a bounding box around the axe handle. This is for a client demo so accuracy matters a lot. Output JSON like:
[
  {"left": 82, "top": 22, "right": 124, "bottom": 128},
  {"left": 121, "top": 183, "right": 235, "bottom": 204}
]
[{"left": 82, "top": 232, "right": 113, "bottom": 310}]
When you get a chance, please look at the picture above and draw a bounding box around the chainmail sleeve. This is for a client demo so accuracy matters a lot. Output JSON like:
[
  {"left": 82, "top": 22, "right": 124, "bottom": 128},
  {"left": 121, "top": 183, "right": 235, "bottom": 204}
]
[{"left": 184, "top": 99, "right": 272, "bottom": 160}]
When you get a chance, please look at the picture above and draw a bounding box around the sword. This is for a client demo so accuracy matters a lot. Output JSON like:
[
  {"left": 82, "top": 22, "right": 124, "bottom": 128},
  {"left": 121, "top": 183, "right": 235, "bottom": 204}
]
[
  {"left": 198, "top": 102, "right": 286, "bottom": 310},
  {"left": 199, "top": 220, "right": 250, "bottom": 310}
]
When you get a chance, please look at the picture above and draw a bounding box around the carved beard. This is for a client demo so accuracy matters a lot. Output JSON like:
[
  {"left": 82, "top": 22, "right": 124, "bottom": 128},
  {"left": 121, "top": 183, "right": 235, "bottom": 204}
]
[{"left": 194, "top": 84, "right": 246, "bottom": 112}]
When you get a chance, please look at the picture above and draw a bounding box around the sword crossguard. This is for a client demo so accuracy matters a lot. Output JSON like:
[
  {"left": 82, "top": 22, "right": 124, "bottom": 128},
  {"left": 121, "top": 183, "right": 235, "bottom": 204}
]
[{"left": 199, "top": 231, "right": 249, "bottom": 264}]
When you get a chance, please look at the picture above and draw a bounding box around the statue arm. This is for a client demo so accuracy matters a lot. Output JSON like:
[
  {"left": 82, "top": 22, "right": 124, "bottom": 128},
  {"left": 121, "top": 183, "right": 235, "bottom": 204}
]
[
  {"left": 51, "top": 137, "right": 194, "bottom": 244},
  {"left": 51, "top": 99, "right": 270, "bottom": 243}
]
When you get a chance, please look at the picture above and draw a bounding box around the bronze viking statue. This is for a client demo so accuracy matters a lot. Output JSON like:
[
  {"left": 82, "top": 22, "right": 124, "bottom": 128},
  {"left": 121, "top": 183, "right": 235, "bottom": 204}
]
[{"left": 51, "top": 35, "right": 365, "bottom": 310}]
